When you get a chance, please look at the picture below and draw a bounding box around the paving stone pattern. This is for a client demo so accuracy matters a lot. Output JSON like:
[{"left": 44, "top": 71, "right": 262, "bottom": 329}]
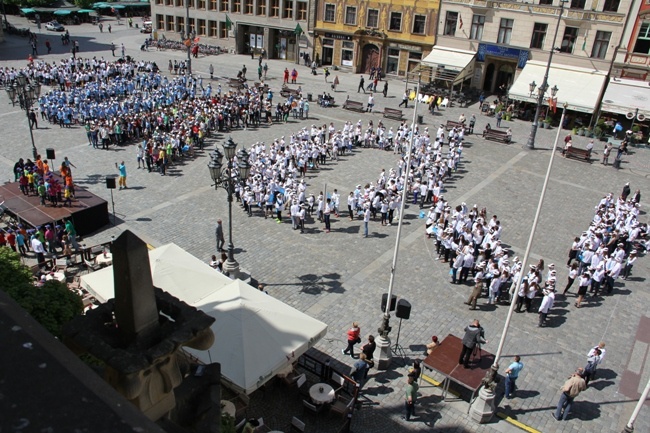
[{"left": 1, "top": 17, "right": 649, "bottom": 433}]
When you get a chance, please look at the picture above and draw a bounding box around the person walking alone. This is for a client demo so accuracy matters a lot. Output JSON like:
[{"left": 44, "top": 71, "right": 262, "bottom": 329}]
[
  {"left": 342, "top": 322, "right": 361, "bottom": 358},
  {"left": 399, "top": 91, "right": 408, "bottom": 108},
  {"left": 403, "top": 376, "right": 419, "bottom": 421},
  {"left": 358, "top": 76, "right": 365, "bottom": 93},
  {"left": 215, "top": 219, "right": 225, "bottom": 252},
  {"left": 553, "top": 368, "right": 587, "bottom": 421}
]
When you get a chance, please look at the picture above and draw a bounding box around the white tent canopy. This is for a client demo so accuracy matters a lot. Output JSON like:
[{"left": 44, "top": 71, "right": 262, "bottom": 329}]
[
  {"left": 80, "top": 243, "right": 232, "bottom": 304},
  {"left": 80, "top": 243, "right": 327, "bottom": 395},
  {"left": 508, "top": 60, "right": 607, "bottom": 113},
  {"left": 422, "top": 46, "right": 476, "bottom": 83},
  {"left": 186, "top": 279, "right": 328, "bottom": 395},
  {"left": 601, "top": 77, "right": 650, "bottom": 117}
]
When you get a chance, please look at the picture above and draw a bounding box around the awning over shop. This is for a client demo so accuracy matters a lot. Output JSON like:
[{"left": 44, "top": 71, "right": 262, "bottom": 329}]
[
  {"left": 601, "top": 77, "right": 650, "bottom": 117},
  {"left": 20, "top": 8, "right": 36, "bottom": 14},
  {"left": 422, "top": 46, "right": 476, "bottom": 84},
  {"left": 509, "top": 60, "right": 607, "bottom": 113}
]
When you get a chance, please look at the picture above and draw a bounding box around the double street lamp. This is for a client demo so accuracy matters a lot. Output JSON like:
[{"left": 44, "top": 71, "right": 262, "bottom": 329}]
[
  {"left": 526, "top": 0, "right": 567, "bottom": 149},
  {"left": 208, "top": 137, "right": 251, "bottom": 279},
  {"left": 528, "top": 80, "right": 559, "bottom": 127},
  {"left": 5, "top": 75, "right": 41, "bottom": 159}
]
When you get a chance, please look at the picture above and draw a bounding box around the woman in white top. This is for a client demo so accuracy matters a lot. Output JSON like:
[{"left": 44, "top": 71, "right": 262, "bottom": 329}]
[
  {"left": 563, "top": 263, "right": 579, "bottom": 296},
  {"left": 575, "top": 272, "right": 591, "bottom": 308}
]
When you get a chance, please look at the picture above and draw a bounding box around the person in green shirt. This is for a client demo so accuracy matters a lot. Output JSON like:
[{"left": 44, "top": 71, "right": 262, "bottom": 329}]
[
  {"left": 37, "top": 182, "right": 46, "bottom": 206},
  {"left": 403, "top": 375, "right": 419, "bottom": 421},
  {"left": 65, "top": 218, "right": 79, "bottom": 250}
]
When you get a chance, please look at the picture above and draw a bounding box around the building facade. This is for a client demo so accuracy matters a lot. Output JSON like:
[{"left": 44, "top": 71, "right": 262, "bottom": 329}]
[
  {"left": 612, "top": 0, "right": 648, "bottom": 80},
  {"left": 426, "top": 0, "right": 631, "bottom": 114},
  {"left": 313, "top": 0, "right": 440, "bottom": 76},
  {"left": 151, "top": 0, "right": 312, "bottom": 62}
]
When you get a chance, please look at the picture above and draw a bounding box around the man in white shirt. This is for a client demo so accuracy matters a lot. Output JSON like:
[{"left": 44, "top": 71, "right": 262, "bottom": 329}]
[
  {"left": 538, "top": 287, "right": 555, "bottom": 327},
  {"left": 31, "top": 235, "right": 46, "bottom": 267}
]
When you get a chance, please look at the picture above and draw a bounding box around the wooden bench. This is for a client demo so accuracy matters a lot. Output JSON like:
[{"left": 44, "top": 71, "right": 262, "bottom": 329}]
[
  {"left": 482, "top": 128, "right": 511, "bottom": 143},
  {"left": 343, "top": 100, "right": 365, "bottom": 112},
  {"left": 383, "top": 108, "right": 403, "bottom": 120},
  {"left": 564, "top": 147, "right": 592, "bottom": 163},
  {"left": 446, "top": 120, "right": 465, "bottom": 131},
  {"left": 280, "top": 86, "right": 301, "bottom": 98}
]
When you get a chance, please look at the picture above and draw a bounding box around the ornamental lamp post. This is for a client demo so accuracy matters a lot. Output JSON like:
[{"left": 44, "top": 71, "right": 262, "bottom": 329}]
[
  {"left": 208, "top": 137, "right": 252, "bottom": 279},
  {"left": 526, "top": 0, "right": 567, "bottom": 149},
  {"left": 5, "top": 75, "right": 42, "bottom": 159}
]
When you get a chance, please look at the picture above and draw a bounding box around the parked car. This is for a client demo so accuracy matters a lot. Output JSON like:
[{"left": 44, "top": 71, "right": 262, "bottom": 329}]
[{"left": 45, "top": 21, "right": 65, "bottom": 31}]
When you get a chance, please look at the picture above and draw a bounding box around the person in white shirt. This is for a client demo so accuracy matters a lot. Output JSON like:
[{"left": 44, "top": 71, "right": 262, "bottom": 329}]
[
  {"left": 575, "top": 272, "right": 591, "bottom": 308},
  {"left": 621, "top": 250, "right": 637, "bottom": 280},
  {"left": 538, "top": 287, "right": 555, "bottom": 327},
  {"left": 363, "top": 204, "right": 371, "bottom": 238}
]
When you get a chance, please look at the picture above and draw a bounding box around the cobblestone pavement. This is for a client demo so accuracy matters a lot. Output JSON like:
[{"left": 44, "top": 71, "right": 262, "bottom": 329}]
[{"left": 2, "top": 17, "right": 650, "bottom": 433}]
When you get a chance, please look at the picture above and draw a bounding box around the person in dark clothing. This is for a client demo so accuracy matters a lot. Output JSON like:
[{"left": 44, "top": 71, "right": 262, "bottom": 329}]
[
  {"left": 458, "top": 320, "right": 487, "bottom": 368},
  {"left": 361, "top": 335, "right": 376, "bottom": 367},
  {"left": 621, "top": 182, "right": 631, "bottom": 201},
  {"left": 358, "top": 76, "right": 365, "bottom": 93}
]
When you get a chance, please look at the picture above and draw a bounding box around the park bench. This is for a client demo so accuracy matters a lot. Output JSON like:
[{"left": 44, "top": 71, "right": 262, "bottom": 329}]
[
  {"left": 446, "top": 120, "right": 465, "bottom": 131},
  {"left": 343, "top": 100, "right": 365, "bottom": 112},
  {"left": 318, "top": 94, "right": 335, "bottom": 107},
  {"left": 482, "top": 128, "right": 511, "bottom": 144},
  {"left": 280, "top": 85, "right": 301, "bottom": 98},
  {"left": 383, "top": 108, "right": 404, "bottom": 120},
  {"left": 564, "top": 147, "right": 592, "bottom": 163}
]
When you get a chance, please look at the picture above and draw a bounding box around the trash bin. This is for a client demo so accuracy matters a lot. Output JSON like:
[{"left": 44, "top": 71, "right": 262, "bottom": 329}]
[
  {"left": 613, "top": 157, "right": 622, "bottom": 169},
  {"left": 417, "top": 115, "right": 424, "bottom": 124},
  {"left": 307, "top": 93, "right": 312, "bottom": 102}
]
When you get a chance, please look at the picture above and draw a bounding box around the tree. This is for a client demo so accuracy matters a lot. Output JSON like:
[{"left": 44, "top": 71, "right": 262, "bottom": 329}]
[{"left": 0, "top": 248, "right": 82, "bottom": 339}]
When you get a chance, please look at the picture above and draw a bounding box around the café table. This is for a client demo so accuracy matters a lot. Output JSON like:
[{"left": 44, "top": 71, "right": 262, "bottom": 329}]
[
  {"left": 96, "top": 252, "right": 113, "bottom": 266},
  {"left": 45, "top": 272, "right": 66, "bottom": 282},
  {"left": 220, "top": 400, "right": 236, "bottom": 418},
  {"left": 309, "top": 383, "right": 335, "bottom": 405}
]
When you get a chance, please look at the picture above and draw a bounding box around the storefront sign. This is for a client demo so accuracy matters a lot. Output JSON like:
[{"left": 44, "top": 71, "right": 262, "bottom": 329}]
[
  {"left": 323, "top": 32, "right": 352, "bottom": 41},
  {"left": 476, "top": 43, "right": 529, "bottom": 69},
  {"left": 389, "top": 42, "right": 422, "bottom": 52}
]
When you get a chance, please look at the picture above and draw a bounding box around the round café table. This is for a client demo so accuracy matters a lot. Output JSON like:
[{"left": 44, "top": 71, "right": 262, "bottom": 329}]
[
  {"left": 45, "top": 272, "right": 66, "bottom": 282},
  {"left": 309, "top": 383, "right": 335, "bottom": 405},
  {"left": 220, "top": 400, "right": 236, "bottom": 418},
  {"left": 96, "top": 252, "right": 113, "bottom": 266}
]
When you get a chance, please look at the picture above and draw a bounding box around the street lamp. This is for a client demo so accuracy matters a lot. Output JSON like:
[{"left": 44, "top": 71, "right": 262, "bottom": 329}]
[
  {"left": 526, "top": 0, "right": 567, "bottom": 149},
  {"left": 208, "top": 137, "right": 251, "bottom": 279},
  {"left": 5, "top": 74, "right": 41, "bottom": 159}
]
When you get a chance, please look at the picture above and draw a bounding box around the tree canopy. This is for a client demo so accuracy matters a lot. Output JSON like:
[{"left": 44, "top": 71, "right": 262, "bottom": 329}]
[{"left": 0, "top": 248, "right": 82, "bottom": 339}]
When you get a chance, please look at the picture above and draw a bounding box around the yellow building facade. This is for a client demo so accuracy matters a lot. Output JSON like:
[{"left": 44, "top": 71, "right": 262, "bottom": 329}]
[{"left": 313, "top": 0, "right": 439, "bottom": 77}]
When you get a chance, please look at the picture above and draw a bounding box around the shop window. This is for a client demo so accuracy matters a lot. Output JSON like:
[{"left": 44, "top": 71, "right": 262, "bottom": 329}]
[
  {"left": 324, "top": 3, "right": 335, "bottom": 22},
  {"left": 560, "top": 26, "right": 578, "bottom": 53},
  {"left": 345, "top": 6, "right": 357, "bottom": 25},
  {"left": 271, "top": 0, "right": 279, "bottom": 17},
  {"left": 591, "top": 31, "right": 611, "bottom": 58},
  {"left": 470, "top": 14, "right": 484, "bottom": 40},
  {"left": 389, "top": 12, "right": 402, "bottom": 31},
  {"left": 367, "top": 9, "right": 379, "bottom": 28},
  {"left": 209, "top": 20, "right": 218, "bottom": 36},
  {"left": 412, "top": 15, "right": 426, "bottom": 35},
  {"left": 443, "top": 11, "right": 457, "bottom": 36},
  {"left": 602, "top": 0, "right": 620, "bottom": 11},
  {"left": 497, "top": 18, "right": 513, "bottom": 44},
  {"left": 530, "top": 22, "right": 547, "bottom": 49},
  {"left": 257, "top": 0, "right": 266, "bottom": 15},
  {"left": 297, "top": 1, "right": 307, "bottom": 20},
  {"left": 387, "top": 48, "right": 400, "bottom": 74},
  {"left": 342, "top": 41, "right": 354, "bottom": 66},
  {"left": 633, "top": 22, "right": 650, "bottom": 53}
]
